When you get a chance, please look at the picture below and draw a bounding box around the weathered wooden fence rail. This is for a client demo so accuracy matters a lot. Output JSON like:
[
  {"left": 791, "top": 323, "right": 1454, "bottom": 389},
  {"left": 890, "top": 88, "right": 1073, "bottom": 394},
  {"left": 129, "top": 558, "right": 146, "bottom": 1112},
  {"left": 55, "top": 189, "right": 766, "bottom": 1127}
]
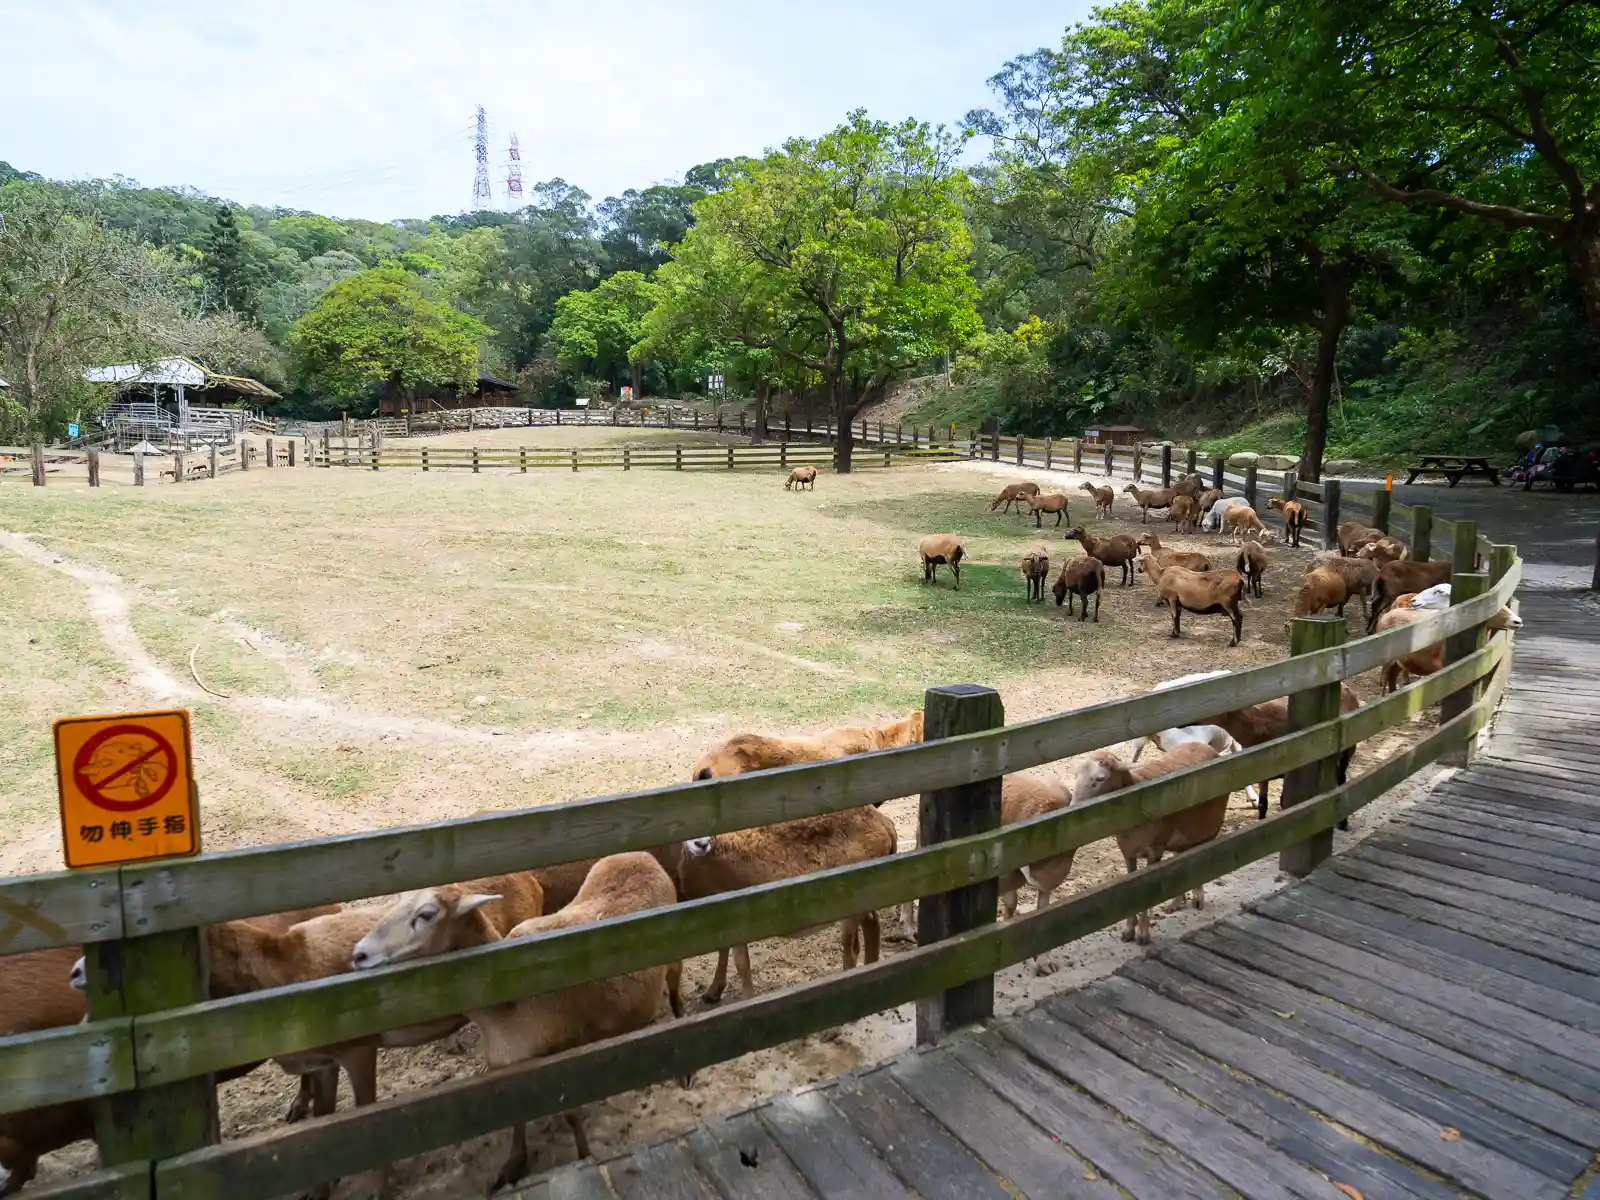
[
  {"left": 1293, "top": 478, "right": 1498, "bottom": 569},
  {"left": 0, "top": 556, "right": 1520, "bottom": 1199}
]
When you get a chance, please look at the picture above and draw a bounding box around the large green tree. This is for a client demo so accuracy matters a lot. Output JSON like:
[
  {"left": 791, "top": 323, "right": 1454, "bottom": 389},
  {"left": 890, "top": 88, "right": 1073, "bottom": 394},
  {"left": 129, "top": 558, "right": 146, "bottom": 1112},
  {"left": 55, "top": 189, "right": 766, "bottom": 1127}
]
[
  {"left": 287, "top": 266, "right": 490, "bottom": 407},
  {"left": 648, "top": 111, "right": 981, "bottom": 471},
  {"left": 546, "top": 271, "right": 657, "bottom": 398}
]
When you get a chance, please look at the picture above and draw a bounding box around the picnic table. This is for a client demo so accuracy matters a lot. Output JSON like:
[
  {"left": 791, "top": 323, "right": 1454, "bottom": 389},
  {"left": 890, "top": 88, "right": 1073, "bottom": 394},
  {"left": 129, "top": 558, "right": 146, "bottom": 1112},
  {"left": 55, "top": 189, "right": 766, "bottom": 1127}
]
[{"left": 1404, "top": 454, "right": 1499, "bottom": 487}]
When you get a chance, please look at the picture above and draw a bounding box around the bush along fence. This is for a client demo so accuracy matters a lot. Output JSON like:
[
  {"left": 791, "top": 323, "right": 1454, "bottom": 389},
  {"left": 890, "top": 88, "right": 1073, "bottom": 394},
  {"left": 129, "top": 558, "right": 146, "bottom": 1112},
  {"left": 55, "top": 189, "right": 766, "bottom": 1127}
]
[{"left": 0, "top": 556, "right": 1521, "bottom": 1200}]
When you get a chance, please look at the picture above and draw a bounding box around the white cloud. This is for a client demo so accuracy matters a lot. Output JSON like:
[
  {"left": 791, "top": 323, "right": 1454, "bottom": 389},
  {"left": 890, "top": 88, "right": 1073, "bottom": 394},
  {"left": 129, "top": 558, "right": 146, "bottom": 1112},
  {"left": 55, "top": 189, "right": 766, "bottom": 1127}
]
[{"left": 0, "top": 0, "right": 1084, "bottom": 220}]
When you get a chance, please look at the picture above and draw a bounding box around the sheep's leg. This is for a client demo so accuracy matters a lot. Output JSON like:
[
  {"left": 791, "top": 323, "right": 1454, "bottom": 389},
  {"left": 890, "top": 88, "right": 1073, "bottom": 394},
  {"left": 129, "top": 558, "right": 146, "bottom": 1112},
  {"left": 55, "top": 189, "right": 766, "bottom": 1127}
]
[
  {"left": 1191, "top": 881, "right": 1206, "bottom": 910},
  {"left": 1119, "top": 851, "right": 1141, "bottom": 942},
  {"left": 1066, "top": 590, "right": 1075, "bottom": 616},
  {"left": 1138, "top": 851, "right": 1162, "bottom": 944},
  {"left": 1000, "top": 889, "right": 1018, "bottom": 920},
  {"left": 1170, "top": 601, "right": 1183, "bottom": 639},
  {"left": 893, "top": 900, "right": 917, "bottom": 942},
  {"left": 952, "top": 560, "right": 960, "bottom": 590},
  {"left": 565, "top": 1110, "right": 591, "bottom": 1160},
  {"left": 666, "top": 961, "right": 685, "bottom": 1019},
  {"left": 840, "top": 918, "right": 860, "bottom": 970},
  {"left": 1229, "top": 600, "right": 1242, "bottom": 647},
  {"left": 1092, "top": 586, "right": 1101, "bottom": 622},
  {"left": 1257, "top": 779, "right": 1271, "bottom": 820},
  {"left": 861, "top": 911, "right": 881, "bottom": 965},
  {"left": 1054, "top": 509, "right": 1064, "bottom": 528},
  {"left": 492, "top": 1123, "right": 531, "bottom": 1191},
  {"left": 734, "top": 944, "right": 756, "bottom": 999},
  {"left": 702, "top": 947, "right": 731, "bottom": 1003},
  {"left": 344, "top": 1047, "right": 389, "bottom": 1200}
]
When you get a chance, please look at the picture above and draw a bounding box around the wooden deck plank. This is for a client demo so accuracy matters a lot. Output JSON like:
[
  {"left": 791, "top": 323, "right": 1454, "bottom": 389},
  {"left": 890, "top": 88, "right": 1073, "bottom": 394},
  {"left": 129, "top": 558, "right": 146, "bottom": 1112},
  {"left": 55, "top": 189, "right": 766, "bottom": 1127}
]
[
  {"left": 1419, "top": 799, "right": 1600, "bottom": 848},
  {"left": 1117, "top": 956, "right": 1592, "bottom": 1178},
  {"left": 1076, "top": 977, "right": 1568, "bottom": 1200},
  {"left": 683, "top": 1112, "right": 816, "bottom": 1200},
  {"left": 1354, "top": 844, "right": 1600, "bottom": 923},
  {"left": 1369, "top": 829, "right": 1600, "bottom": 900},
  {"left": 1193, "top": 923, "right": 1600, "bottom": 1106},
  {"left": 544, "top": 1163, "right": 617, "bottom": 1200},
  {"left": 1150, "top": 942, "right": 1600, "bottom": 1148},
  {"left": 828, "top": 1070, "right": 1012, "bottom": 1200},
  {"left": 1452, "top": 761, "right": 1600, "bottom": 805},
  {"left": 890, "top": 1052, "right": 1124, "bottom": 1200},
  {"left": 1048, "top": 991, "right": 1466, "bottom": 1200},
  {"left": 1443, "top": 778, "right": 1600, "bottom": 820},
  {"left": 757, "top": 1091, "right": 915, "bottom": 1200},
  {"left": 1432, "top": 791, "right": 1600, "bottom": 836},
  {"left": 946, "top": 1032, "right": 1233, "bottom": 1200},
  {"left": 1305, "top": 869, "right": 1600, "bottom": 979},
  {"left": 1000, "top": 1006, "right": 1349, "bottom": 1200},
  {"left": 1389, "top": 816, "right": 1600, "bottom": 880},
  {"left": 606, "top": 1140, "right": 719, "bottom": 1200},
  {"left": 1399, "top": 811, "right": 1600, "bottom": 866}
]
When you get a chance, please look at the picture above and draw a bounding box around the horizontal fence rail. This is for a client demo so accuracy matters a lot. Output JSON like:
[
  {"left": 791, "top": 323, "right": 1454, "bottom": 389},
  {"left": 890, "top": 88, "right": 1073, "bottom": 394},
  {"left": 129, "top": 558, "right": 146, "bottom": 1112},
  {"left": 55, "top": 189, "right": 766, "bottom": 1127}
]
[{"left": 0, "top": 551, "right": 1521, "bottom": 1199}]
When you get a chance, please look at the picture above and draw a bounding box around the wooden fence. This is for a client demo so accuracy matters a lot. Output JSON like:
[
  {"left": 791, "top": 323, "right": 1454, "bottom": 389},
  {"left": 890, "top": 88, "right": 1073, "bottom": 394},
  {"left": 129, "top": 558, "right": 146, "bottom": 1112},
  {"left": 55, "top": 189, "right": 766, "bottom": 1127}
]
[
  {"left": 301, "top": 440, "right": 953, "bottom": 473},
  {"left": 1292, "top": 478, "right": 1500, "bottom": 573},
  {"left": 0, "top": 554, "right": 1521, "bottom": 1200},
  {"left": 1, "top": 443, "right": 264, "bottom": 488}
]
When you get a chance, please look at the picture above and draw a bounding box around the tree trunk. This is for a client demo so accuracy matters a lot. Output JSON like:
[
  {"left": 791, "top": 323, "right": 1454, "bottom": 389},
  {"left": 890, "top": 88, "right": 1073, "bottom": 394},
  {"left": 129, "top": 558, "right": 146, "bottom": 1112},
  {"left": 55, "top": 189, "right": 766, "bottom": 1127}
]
[
  {"left": 630, "top": 360, "right": 643, "bottom": 402},
  {"left": 1303, "top": 267, "right": 1351, "bottom": 484},
  {"left": 1568, "top": 217, "right": 1600, "bottom": 332},
  {"left": 752, "top": 380, "right": 769, "bottom": 445}
]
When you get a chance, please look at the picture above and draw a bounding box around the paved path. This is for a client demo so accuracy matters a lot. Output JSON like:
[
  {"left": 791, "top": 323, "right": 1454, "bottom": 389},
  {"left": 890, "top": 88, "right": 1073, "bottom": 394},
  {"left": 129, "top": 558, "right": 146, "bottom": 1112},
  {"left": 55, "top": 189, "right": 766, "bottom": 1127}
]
[{"left": 515, "top": 590, "right": 1600, "bottom": 1200}]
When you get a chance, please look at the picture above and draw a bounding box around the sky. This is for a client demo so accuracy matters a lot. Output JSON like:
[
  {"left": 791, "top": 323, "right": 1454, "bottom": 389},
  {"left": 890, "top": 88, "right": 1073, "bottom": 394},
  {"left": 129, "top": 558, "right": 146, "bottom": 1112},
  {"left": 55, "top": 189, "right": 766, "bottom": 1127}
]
[{"left": 0, "top": 1, "right": 1087, "bottom": 223}]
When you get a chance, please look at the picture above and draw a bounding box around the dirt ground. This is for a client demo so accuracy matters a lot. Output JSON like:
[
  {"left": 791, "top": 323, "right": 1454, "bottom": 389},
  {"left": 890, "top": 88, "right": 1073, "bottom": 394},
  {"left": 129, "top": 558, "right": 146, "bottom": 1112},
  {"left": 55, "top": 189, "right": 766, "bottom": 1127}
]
[{"left": 0, "top": 435, "right": 1445, "bottom": 1196}]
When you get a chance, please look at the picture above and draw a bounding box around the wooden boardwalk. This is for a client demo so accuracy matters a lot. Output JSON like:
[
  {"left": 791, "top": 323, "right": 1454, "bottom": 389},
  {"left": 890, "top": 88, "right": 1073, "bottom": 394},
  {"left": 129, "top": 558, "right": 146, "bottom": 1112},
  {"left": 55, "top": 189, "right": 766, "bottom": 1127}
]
[{"left": 516, "top": 591, "right": 1600, "bottom": 1200}]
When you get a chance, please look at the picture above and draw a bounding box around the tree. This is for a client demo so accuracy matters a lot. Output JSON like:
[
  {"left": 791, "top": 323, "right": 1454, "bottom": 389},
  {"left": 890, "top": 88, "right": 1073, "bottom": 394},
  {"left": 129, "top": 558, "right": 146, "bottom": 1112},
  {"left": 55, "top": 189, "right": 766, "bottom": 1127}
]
[
  {"left": 201, "top": 204, "right": 266, "bottom": 317},
  {"left": 546, "top": 271, "right": 657, "bottom": 397},
  {"left": 287, "top": 266, "right": 490, "bottom": 407},
  {"left": 1274, "top": 0, "right": 1600, "bottom": 331},
  {"left": 648, "top": 112, "right": 981, "bottom": 471}
]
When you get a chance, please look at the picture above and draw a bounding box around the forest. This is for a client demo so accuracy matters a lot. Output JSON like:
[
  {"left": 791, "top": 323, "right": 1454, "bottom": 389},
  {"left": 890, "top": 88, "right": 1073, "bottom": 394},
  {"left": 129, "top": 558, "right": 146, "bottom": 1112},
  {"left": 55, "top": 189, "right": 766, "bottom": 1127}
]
[{"left": 2, "top": 0, "right": 1596, "bottom": 478}]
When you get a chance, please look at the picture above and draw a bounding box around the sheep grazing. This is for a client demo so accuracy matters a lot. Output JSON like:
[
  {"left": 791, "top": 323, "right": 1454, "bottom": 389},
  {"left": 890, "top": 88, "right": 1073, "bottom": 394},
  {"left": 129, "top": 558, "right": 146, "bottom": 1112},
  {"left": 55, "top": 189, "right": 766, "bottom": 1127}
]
[
  {"left": 1357, "top": 535, "right": 1410, "bottom": 565},
  {"left": 1067, "top": 743, "right": 1230, "bottom": 944},
  {"left": 351, "top": 853, "right": 683, "bottom": 1189},
  {"left": 784, "top": 466, "right": 818, "bottom": 491},
  {"left": 678, "top": 806, "right": 897, "bottom": 1003},
  {"left": 1025, "top": 491, "right": 1071, "bottom": 528},
  {"left": 1122, "top": 484, "right": 1177, "bottom": 523},
  {"left": 919, "top": 534, "right": 965, "bottom": 589},
  {"left": 1065, "top": 526, "right": 1140, "bottom": 587},
  {"left": 1168, "top": 494, "right": 1199, "bottom": 533},
  {"left": 1290, "top": 566, "right": 1356, "bottom": 621},
  {"left": 1267, "top": 498, "right": 1308, "bottom": 547},
  {"left": 1202, "top": 495, "right": 1251, "bottom": 533},
  {"left": 1368, "top": 559, "right": 1453, "bottom": 631},
  {"left": 1236, "top": 541, "right": 1267, "bottom": 598},
  {"left": 1337, "top": 520, "right": 1386, "bottom": 556},
  {"left": 989, "top": 480, "right": 1040, "bottom": 513},
  {"left": 1222, "top": 505, "right": 1269, "bottom": 543},
  {"left": 1375, "top": 596, "right": 1522, "bottom": 693},
  {"left": 1173, "top": 472, "right": 1206, "bottom": 499},
  {"left": 1052, "top": 554, "right": 1106, "bottom": 621},
  {"left": 690, "top": 712, "right": 923, "bottom": 780},
  {"left": 1138, "top": 532, "right": 1210, "bottom": 573},
  {"left": 998, "top": 773, "right": 1078, "bottom": 919},
  {"left": 1302, "top": 553, "right": 1379, "bottom": 619},
  {"left": 1021, "top": 546, "right": 1051, "bottom": 603},
  {"left": 1142, "top": 554, "right": 1245, "bottom": 646},
  {"left": 1196, "top": 487, "right": 1223, "bottom": 518},
  {"left": 1078, "top": 480, "right": 1114, "bottom": 518}
]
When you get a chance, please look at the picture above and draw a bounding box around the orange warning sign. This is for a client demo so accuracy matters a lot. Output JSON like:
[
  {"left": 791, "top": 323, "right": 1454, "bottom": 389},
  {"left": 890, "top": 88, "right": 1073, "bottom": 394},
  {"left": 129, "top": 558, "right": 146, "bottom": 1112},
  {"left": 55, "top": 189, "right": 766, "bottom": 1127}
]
[{"left": 54, "top": 709, "right": 200, "bottom": 869}]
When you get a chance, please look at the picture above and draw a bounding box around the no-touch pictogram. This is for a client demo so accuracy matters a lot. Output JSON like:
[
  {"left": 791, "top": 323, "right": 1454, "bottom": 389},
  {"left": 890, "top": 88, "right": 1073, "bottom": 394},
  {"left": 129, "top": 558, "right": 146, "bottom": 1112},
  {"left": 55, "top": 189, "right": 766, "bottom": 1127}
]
[{"left": 55, "top": 709, "right": 200, "bottom": 868}]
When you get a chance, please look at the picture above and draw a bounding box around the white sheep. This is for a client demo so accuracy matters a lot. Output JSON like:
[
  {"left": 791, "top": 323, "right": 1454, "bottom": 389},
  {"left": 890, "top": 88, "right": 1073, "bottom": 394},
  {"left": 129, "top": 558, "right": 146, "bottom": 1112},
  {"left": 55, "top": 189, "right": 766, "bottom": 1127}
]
[{"left": 1201, "top": 495, "right": 1250, "bottom": 533}]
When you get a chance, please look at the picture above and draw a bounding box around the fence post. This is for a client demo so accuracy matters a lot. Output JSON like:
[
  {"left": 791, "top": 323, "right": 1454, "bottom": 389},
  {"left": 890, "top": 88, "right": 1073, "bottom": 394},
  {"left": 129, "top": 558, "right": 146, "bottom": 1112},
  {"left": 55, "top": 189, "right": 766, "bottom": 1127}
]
[
  {"left": 1133, "top": 444, "right": 1143, "bottom": 482},
  {"left": 989, "top": 431, "right": 999, "bottom": 462},
  {"left": 321, "top": 430, "right": 330, "bottom": 466},
  {"left": 727, "top": 445, "right": 735, "bottom": 470},
  {"left": 1279, "top": 615, "right": 1347, "bottom": 877},
  {"left": 806, "top": 414, "right": 813, "bottom": 438},
  {"left": 862, "top": 418, "right": 868, "bottom": 444},
  {"left": 1320, "top": 479, "right": 1341, "bottom": 552},
  {"left": 1593, "top": 532, "right": 1599, "bottom": 592},
  {"left": 1371, "top": 487, "right": 1391, "bottom": 534},
  {"left": 134, "top": 450, "right": 145, "bottom": 487},
  {"left": 1159, "top": 444, "right": 1172, "bottom": 488},
  {"left": 1016, "top": 435, "right": 1025, "bottom": 466},
  {"left": 622, "top": 446, "right": 630, "bottom": 472},
  {"left": 1043, "top": 437, "right": 1053, "bottom": 471},
  {"left": 1186, "top": 448, "right": 1198, "bottom": 477},
  {"left": 30, "top": 442, "right": 44, "bottom": 486},
  {"left": 87, "top": 449, "right": 101, "bottom": 487},
  {"left": 422, "top": 447, "right": 430, "bottom": 472},
  {"left": 173, "top": 451, "right": 184, "bottom": 483},
  {"left": 1072, "top": 438, "right": 1082, "bottom": 473},
  {"left": 209, "top": 443, "right": 218, "bottom": 479},
  {"left": 239, "top": 444, "right": 250, "bottom": 473},
  {"left": 1281, "top": 470, "right": 1296, "bottom": 512},
  {"left": 879, "top": 420, "right": 885, "bottom": 444},
  {"left": 1243, "top": 462, "right": 1258, "bottom": 511},
  {"left": 1211, "top": 456, "right": 1225, "bottom": 492},
  {"left": 288, "top": 440, "right": 297, "bottom": 468},
  {"left": 1441, "top": 572, "right": 1490, "bottom": 767},
  {"left": 1412, "top": 505, "right": 1433, "bottom": 562},
  {"left": 520, "top": 447, "right": 528, "bottom": 473},
  {"left": 1103, "top": 443, "right": 1113, "bottom": 477},
  {"left": 780, "top": 442, "right": 787, "bottom": 468},
  {"left": 1488, "top": 542, "right": 1515, "bottom": 587},
  {"left": 472, "top": 447, "right": 480, "bottom": 474},
  {"left": 265, "top": 437, "right": 275, "bottom": 468},
  {"left": 571, "top": 447, "right": 579, "bottom": 473},
  {"left": 896, "top": 423, "right": 903, "bottom": 445},
  {"left": 86, "top": 916, "right": 219, "bottom": 1169},
  {"left": 1451, "top": 518, "right": 1479, "bottom": 574},
  {"left": 676, "top": 444, "right": 683, "bottom": 471},
  {"left": 915, "top": 683, "right": 1004, "bottom": 1047}
]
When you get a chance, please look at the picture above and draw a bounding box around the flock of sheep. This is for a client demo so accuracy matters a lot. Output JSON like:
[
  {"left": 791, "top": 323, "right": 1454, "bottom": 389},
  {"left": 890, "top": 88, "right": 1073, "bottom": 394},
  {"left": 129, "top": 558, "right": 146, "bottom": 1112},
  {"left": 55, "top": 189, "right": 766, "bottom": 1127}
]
[
  {"left": 1, "top": 468, "right": 1525, "bottom": 1199},
  {"left": 917, "top": 473, "right": 1307, "bottom": 647}
]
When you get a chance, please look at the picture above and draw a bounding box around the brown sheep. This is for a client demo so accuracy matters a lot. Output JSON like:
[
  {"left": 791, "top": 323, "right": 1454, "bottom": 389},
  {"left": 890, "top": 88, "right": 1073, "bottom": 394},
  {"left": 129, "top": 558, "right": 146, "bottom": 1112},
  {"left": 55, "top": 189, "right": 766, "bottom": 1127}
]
[
  {"left": 1025, "top": 491, "right": 1071, "bottom": 528},
  {"left": 1223, "top": 505, "right": 1269, "bottom": 543},
  {"left": 919, "top": 533, "right": 965, "bottom": 589},
  {"left": 1267, "top": 497, "right": 1308, "bottom": 547},
  {"left": 1066, "top": 743, "right": 1229, "bottom": 944},
  {"left": 1303, "top": 553, "right": 1379, "bottom": 619},
  {"left": 1137, "top": 532, "right": 1211, "bottom": 572},
  {"left": 1142, "top": 555, "right": 1245, "bottom": 646},
  {"left": 1211, "top": 685, "right": 1361, "bottom": 820},
  {"left": 1122, "top": 484, "right": 1177, "bottom": 523},
  {"left": 1375, "top": 602, "right": 1522, "bottom": 693},
  {"left": 1367, "top": 559, "right": 1453, "bottom": 631},
  {"left": 989, "top": 480, "right": 1040, "bottom": 513},
  {"left": 998, "top": 774, "right": 1078, "bottom": 919},
  {"left": 1078, "top": 480, "right": 1114, "bottom": 518},
  {"left": 1289, "top": 565, "right": 1354, "bottom": 620},
  {"left": 691, "top": 712, "right": 924, "bottom": 781},
  {"left": 0, "top": 947, "right": 91, "bottom": 1195},
  {"left": 1167, "top": 494, "right": 1199, "bottom": 533},
  {"left": 678, "top": 807, "right": 896, "bottom": 1002},
  {"left": 1337, "top": 520, "right": 1386, "bottom": 556},
  {"left": 784, "top": 465, "right": 818, "bottom": 491},
  {"left": 1357, "top": 535, "right": 1410, "bottom": 565},
  {"left": 1173, "top": 472, "right": 1206, "bottom": 499},
  {"left": 1196, "top": 487, "right": 1223, "bottom": 517},
  {"left": 1052, "top": 554, "right": 1106, "bottom": 621},
  {"left": 1065, "top": 526, "right": 1140, "bottom": 587},
  {"left": 1021, "top": 546, "right": 1051, "bottom": 603},
  {"left": 1236, "top": 541, "right": 1267, "bottom": 598}
]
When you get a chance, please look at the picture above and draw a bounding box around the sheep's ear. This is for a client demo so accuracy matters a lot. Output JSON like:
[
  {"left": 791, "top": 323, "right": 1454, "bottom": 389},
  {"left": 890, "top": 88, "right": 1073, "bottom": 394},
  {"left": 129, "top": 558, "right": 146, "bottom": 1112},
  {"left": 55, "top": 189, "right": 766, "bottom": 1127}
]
[{"left": 452, "top": 893, "right": 502, "bottom": 916}]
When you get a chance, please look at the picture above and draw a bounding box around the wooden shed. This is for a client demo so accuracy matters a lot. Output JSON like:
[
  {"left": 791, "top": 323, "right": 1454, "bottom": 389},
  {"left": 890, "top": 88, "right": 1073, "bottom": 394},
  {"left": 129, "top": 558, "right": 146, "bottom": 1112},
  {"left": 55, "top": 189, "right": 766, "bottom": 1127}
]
[{"left": 1082, "top": 424, "right": 1146, "bottom": 446}]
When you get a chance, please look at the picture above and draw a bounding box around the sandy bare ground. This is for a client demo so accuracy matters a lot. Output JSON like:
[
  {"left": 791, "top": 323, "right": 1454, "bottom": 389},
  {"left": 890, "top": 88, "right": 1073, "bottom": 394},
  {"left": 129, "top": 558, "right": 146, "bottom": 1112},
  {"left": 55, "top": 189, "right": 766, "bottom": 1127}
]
[{"left": 0, "top": 437, "right": 1448, "bottom": 1196}]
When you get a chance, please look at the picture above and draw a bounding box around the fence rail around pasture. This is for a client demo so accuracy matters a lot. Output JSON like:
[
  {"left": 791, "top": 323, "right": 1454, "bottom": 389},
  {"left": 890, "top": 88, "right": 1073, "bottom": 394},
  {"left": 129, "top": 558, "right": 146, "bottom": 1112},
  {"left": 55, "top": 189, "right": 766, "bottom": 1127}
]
[
  {"left": 0, "top": 551, "right": 1522, "bottom": 1200},
  {"left": 1292, "top": 476, "right": 1499, "bottom": 570}
]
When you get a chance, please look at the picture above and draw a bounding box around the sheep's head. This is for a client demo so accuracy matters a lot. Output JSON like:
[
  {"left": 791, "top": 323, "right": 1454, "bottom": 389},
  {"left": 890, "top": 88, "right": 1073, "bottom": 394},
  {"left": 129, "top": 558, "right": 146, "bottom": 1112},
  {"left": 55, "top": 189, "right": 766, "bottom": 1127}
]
[
  {"left": 1410, "top": 583, "right": 1452, "bottom": 610},
  {"left": 684, "top": 836, "right": 715, "bottom": 858},
  {"left": 1137, "top": 532, "right": 1159, "bottom": 547},
  {"left": 350, "top": 886, "right": 501, "bottom": 970},
  {"left": 1122, "top": 484, "right": 1138, "bottom": 494},
  {"left": 1267, "top": 498, "right": 1285, "bottom": 512},
  {"left": 1490, "top": 606, "right": 1524, "bottom": 631},
  {"left": 1065, "top": 750, "right": 1126, "bottom": 801},
  {"left": 1063, "top": 526, "right": 1087, "bottom": 542},
  {"left": 70, "top": 955, "right": 87, "bottom": 992},
  {"left": 1052, "top": 574, "right": 1068, "bottom": 605}
]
